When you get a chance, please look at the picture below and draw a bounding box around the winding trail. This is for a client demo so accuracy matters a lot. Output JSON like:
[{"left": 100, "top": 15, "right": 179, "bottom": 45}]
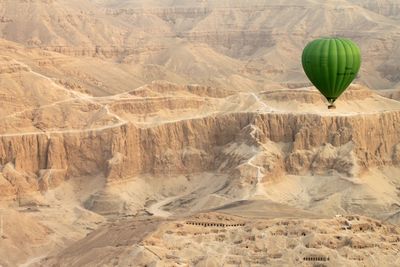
[
  {"left": 147, "top": 196, "right": 181, "bottom": 218},
  {"left": 250, "top": 92, "right": 271, "bottom": 111},
  {"left": 248, "top": 155, "right": 266, "bottom": 197},
  {"left": 1, "top": 64, "right": 398, "bottom": 139},
  {"left": 0, "top": 61, "right": 128, "bottom": 137},
  {"left": 0, "top": 121, "right": 127, "bottom": 137}
]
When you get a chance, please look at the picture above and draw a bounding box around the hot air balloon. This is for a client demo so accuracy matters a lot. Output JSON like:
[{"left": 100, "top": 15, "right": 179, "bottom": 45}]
[{"left": 302, "top": 38, "right": 361, "bottom": 109}]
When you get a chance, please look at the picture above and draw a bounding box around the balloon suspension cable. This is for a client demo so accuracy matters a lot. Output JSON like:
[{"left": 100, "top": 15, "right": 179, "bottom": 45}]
[{"left": 327, "top": 99, "right": 336, "bottom": 109}]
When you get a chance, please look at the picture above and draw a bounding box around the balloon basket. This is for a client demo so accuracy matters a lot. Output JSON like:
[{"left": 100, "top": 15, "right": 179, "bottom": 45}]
[{"left": 328, "top": 104, "right": 336, "bottom": 109}]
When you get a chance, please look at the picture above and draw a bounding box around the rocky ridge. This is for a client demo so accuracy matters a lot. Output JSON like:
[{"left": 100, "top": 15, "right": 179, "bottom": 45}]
[{"left": 0, "top": 83, "right": 399, "bottom": 212}]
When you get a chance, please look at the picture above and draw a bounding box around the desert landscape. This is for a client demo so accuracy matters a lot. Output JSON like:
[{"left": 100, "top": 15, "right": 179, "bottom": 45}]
[{"left": 1, "top": 0, "right": 400, "bottom": 266}]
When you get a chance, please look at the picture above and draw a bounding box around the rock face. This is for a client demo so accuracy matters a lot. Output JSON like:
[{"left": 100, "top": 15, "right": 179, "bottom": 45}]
[
  {"left": 0, "top": 77, "right": 398, "bottom": 223},
  {"left": 256, "top": 112, "right": 400, "bottom": 174},
  {"left": 1, "top": 89, "right": 399, "bottom": 199}
]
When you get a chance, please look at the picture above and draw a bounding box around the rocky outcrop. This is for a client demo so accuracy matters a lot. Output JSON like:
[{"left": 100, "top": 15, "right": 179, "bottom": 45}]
[
  {"left": 36, "top": 45, "right": 166, "bottom": 59},
  {"left": 106, "top": 114, "right": 253, "bottom": 180},
  {"left": 0, "top": 107, "right": 399, "bottom": 199},
  {"left": 255, "top": 112, "right": 400, "bottom": 174}
]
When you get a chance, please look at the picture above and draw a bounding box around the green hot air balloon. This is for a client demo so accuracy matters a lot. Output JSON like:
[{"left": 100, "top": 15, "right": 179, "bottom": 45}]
[{"left": 302, "top": 38, "right": 361, "bottom": 109}]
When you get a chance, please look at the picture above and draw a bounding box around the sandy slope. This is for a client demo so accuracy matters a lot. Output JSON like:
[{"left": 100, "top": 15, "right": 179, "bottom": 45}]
[{"left": 0, "top": 0, "right": 399, "bottom": 90}]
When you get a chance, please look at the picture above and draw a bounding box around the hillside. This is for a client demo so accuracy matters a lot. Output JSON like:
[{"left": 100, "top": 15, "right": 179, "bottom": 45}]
[
  {"left": 0, "top": 1, "right": 399, "bottom": 266},
  {"left": 0, "top": 0, "right": 399, "bottom": 90}
]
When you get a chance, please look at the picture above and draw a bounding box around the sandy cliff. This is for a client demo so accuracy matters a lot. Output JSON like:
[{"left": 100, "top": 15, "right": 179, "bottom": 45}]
[{"left": 1, "top": 83, "right": 399, "bottom": 212}]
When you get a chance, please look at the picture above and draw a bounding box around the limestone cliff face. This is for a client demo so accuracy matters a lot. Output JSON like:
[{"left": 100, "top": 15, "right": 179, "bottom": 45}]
[
  {"left": 0, "top": 109, "right": 399, "bottom": 198},
  {"left": 107, "top": 114, "right": 253, "bottom": 180},
  {"left": 0, "top": 134, "right": 49, "bottom": 173},
  {"left": 254, "top": 112, "right": 400, "bottom": 174}
]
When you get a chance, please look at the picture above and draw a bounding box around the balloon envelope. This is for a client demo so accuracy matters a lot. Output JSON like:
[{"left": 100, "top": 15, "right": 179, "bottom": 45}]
[{"left": 302, "top": 38, "right": 361, "bottom": 104}]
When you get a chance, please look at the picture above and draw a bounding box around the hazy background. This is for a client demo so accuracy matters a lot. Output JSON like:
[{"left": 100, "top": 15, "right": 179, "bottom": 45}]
[{"left": 0, "top": 0, "right": 399, "bottom": 92}]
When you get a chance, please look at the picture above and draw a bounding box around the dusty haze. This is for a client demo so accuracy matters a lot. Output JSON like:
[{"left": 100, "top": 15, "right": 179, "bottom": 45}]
[{"left": 0, "top": 0, "right": 400, "bottom": 266}]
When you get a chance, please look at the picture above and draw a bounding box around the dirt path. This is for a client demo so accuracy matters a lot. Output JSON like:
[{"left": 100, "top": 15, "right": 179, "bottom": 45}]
[{"left": 147, "top": 196, "right": 181, "bottom": 218}]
